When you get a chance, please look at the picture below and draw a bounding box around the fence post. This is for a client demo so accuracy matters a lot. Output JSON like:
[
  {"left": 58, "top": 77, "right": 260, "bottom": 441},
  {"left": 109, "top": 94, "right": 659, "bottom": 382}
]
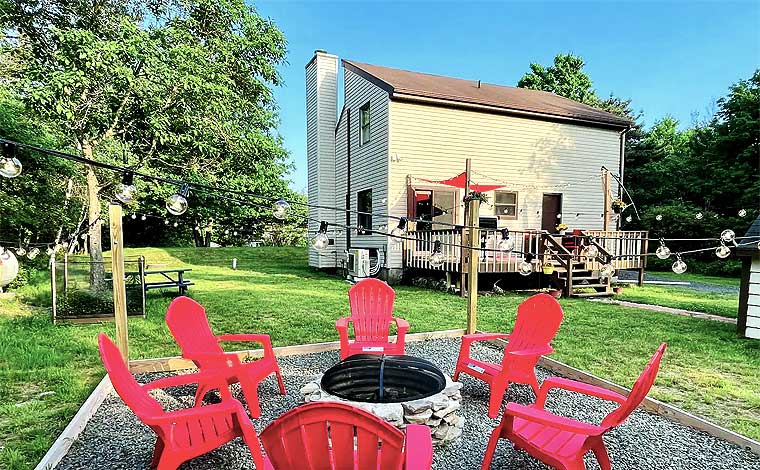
[
  {"left": 109, "top": 203, "right": 129, "bottom": 362},
  {"left": 466, "top": 198, "right": 480, "bottom": 334},
  {"left": 50, "top": 254, "right": 57, "bottom": 324}
]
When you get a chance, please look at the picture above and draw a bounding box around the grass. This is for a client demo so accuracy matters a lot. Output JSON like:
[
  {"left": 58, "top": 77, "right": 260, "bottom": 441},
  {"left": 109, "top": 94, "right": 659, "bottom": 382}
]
[
  {"left": 617, "top": 285, "right": 739, "bottom": 318},
  {"left": 1, "top": 247, "right": 759, "bottom": 469},
  {"left": 645, "top": 270, "right": 741, "bottom": 288}
]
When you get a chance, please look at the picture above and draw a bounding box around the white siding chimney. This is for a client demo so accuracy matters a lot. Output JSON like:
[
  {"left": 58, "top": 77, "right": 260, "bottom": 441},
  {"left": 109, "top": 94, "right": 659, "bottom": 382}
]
[{"left": 306, "top": 50, "right": 338, "bottom": 268}]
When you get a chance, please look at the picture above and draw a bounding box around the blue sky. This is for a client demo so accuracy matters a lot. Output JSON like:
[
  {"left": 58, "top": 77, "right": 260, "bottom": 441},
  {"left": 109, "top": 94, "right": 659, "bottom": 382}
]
[{"left": 255, "top": 1, "right": 760, "bottom": 192}]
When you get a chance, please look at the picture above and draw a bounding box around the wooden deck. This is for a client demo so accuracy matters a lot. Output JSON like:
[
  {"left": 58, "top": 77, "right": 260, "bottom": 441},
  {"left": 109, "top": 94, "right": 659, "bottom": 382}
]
[{"left": 403, "top": 229, "right": 648, "bottom": 275}]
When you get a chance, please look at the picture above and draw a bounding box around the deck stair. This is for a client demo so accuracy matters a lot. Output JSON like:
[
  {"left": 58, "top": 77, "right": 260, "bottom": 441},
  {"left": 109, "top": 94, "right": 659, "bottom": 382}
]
[{"left": 544, "top": 236, "right": 613, "bottom": 298}]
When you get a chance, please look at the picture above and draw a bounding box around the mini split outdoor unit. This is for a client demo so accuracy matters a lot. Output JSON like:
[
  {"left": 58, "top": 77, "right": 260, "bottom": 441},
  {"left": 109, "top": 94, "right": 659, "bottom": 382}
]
[{"left": 347, "top": 249, "right": 371, "bottom": 278}]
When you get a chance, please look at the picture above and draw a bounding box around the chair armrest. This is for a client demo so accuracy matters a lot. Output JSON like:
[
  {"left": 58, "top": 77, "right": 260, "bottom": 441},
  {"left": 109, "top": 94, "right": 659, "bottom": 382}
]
[
  {"left": 183, "top": 351, "right": 242, "bottom": 368},
  {"left": 217, "top": 333, "right": 273, "bottom": 349},
  {"left": 462, "top": 333, "right": 510, "bottom": 347},
  {"left": 507, "top": 346, "right": 554, "bottom": 357},
  {"left": 404, "top": 424, "right": 433, "bottom": 469},
  {"left": 504, "top": 403, "right": 603, "bottom": 435},
  {"left": 147, "top": 400, "right": 239, "bottom": 425},
  {"left": 536, "top": 377, "right": 627, "bottom": 408},
  {"left": 335, "top": 317, "right": 351, "bottom": 329},
  {"left": 392, "top": 317, "right": 410, "bottom": 331},
  {"left": 143, "top": 370, "right": 229, "bottom": 392}
]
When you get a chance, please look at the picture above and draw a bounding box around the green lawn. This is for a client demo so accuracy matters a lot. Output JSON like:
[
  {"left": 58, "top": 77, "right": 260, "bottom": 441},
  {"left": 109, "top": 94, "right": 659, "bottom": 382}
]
[
  {"left": 645, "top": 270, "right": 741, "bottom": 288},
  {"left": 1, "top": 247, "right": 759, "bottom": 469},
  {"left": 617, "top": 284, "right": 739, "bottom": 318}
]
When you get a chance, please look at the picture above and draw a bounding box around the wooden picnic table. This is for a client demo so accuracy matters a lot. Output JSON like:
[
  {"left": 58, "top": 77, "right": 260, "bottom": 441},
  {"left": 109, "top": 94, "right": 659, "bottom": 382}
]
[{"left": 141, "top": 268, "right": 194, "bottom": 295}]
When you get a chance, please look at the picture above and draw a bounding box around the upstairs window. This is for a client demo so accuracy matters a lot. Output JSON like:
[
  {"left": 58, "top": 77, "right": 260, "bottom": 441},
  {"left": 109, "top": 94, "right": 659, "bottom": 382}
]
[
  {"left": 359, "top": 102, "right": 371, "bottom": 145},
  {"left": 357, "top": 189, "right": 372, "bottom": 233},
  {"left": 495, "top": 191, "right": 518, "bottom": 219}
]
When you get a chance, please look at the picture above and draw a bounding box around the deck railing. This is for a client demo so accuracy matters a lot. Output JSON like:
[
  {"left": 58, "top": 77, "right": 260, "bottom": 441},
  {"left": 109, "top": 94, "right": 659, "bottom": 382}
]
[{"left": 404, "top": 229, "right": 649, "bottom": 274}]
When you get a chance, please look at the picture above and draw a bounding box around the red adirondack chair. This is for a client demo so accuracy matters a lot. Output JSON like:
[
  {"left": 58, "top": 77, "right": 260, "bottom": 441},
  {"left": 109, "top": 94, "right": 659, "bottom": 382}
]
[
  {"left": 259, "top": 401, "right": 433, "bottom": 469},
  {"left": 336, "top": 278, "right": 409, "bottom": 360},
  {"left": 165, "top": 296, "right": 286, "bottom": 418},
  {"left": 97, "top": 333, "right": 270, "bottom": 470},
  {"left": 453, "top": 293, "right": 564, "bottom": 418},
  {"left": 481, "top": 343, "right": 667, "bottom": 470}
]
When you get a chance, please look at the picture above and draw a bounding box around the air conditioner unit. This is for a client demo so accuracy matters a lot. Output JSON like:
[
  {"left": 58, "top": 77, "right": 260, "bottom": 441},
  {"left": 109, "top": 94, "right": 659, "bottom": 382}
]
[{"left": 347, "top": 249, "right": 371, "bottom": 278}]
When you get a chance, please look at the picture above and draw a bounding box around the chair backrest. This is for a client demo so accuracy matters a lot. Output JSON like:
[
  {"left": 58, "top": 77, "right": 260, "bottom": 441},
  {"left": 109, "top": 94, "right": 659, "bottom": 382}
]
[
  {"left": 348, "top": 278, "right": 396, "bottom": 343},
  {"left": 260, "top": 402, "right": 406, "bottom": 470},
  {"left": 601, "top": 343, "right": 667, "bottom": 430},
  {"left": 98, "top": 333, "right": 163, "bottom": 420},
  {"left": 166, "top": 296, "right": 224, "bottom": 357},
  {"left": 505, "top": 293, "right": 564, "bottom": 354}
]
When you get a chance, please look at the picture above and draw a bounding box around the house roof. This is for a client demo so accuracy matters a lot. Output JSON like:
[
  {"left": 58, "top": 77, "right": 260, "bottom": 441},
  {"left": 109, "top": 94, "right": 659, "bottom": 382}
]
[
  {"left": 342, "top": 60, "right": 632, "bottom": 129},
  {"left": 739, "top": 214, "right": 760, "bottom": 256}
]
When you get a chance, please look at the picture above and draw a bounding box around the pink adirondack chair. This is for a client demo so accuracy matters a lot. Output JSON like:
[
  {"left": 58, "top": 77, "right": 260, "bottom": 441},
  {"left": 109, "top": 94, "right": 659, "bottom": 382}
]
[
  {"left": 481, "top": 343, "right": 668, "bottom": 470},
  {"left": 336, "top": 278, "right": 410, "bottom": 360},
  {"left": 259, "top": 401, "right": 433, "bottom": 469},
  {"left": 165, "top": 296, "right": 286, "bottom": 418},
  {"left": 97, "top": 333, "right": 270, "bottom": 470},
  {"left": 453, "top": 293, "right": 563, "bottom": 418}
]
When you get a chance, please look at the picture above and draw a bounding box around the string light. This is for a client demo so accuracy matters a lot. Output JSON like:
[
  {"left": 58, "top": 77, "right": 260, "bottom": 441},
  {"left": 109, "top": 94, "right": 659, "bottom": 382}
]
[
  {"left": 141, "top": 215, "right": 146, "bottom": 221},
  {"left": 173, "top": 222, "right": 178, "bottom": 227},
  {"left": 27, "top": 247, "right": 40, "bottom": 260},
  {"left": 672, "top": 253, "right": 687, "bottom": 274},
  {"left": 655, "top": 239, "right": 671, "bottom": 260},
  {"left": 312, "top": 221, "right": 330, "bottom": 252},
  {"left": 599, "top": 263, "right": 615, "bottom": 279},
  {"left": 497, "top": 228, "right": 515, "bottom": 252},
  {"left": 428, "top": 240, "right": 445, "bottom": 268},
  {"left": 715, "top": 241, "right": 731, "bottom": 259},
  {"left": 625, "top": 215, "right": 633, "bottom": 223},
  {"left": 15, "top": 247, "right": 26, "bottom": 257},
  {"left": 695, "top": 212, "right": 703, "bottom": 220},
  {"left": 166, "top": 183, "right": 189, "bottom": 216},
  {"left": 131, "top": 214, "right": 137, "bottom": 219},
  {"left": 738, "top": 209, "right": 747, "bottom": 217},
  {"left": 0, "top": 143, "right": 22, "bottom": 178},
  {"left": 655, "top": 214, "right": 663, "bottom": 221},
  {"left": 581, "top": 244, "right": 599, "bottom": 259},
  {"left": 114, "top": 172, "right": 136, "bottom": 204},
  {"left": 390, "top": 217, "right": 407, "bottom": 238},
  {"left": 273, "top": 198, "right": 290, "bottom": 220},
  {"left": 720, "top": 229, "right": 735, "bottom": 243},
  {"left": 0, "top": 247, "right": 11, "bottom": 261},
  {"left": 164, "top": 219, "right": 170, "bottom": 225}
]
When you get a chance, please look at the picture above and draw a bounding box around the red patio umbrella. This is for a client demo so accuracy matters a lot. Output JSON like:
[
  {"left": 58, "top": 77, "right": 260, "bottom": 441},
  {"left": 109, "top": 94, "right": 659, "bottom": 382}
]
[{"left": 417, "top": 172, "right": 504, "bottom": 192}]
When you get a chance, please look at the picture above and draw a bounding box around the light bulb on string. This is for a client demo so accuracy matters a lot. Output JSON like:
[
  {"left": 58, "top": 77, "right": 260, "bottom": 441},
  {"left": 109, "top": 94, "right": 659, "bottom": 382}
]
[
  {"left": 27, "top": 247, "right": 40, "bottom": 260},
  {"left": 233, "top": 231, "right": 238, "bottom": 236},
  {"left": 655, "top": 238, "right": 671, "bottom": 260},
  {"left": 695, "top": 212, "right": 703, "bottom": 220},
  {"left": 625, "top": 215, "right": 633, "bottom": 223},
  {"left": 166, "top": 183, "right": 189, "bottom": 216},
  {"left": 312, "top": 221, "right": 330, "bottom": 252},
  {"left": 655, "top": 214, "right": 663, "bottom": 221},
  {"left": 428, "top": 240, "right": 445, "bottom": 268},
  {"left": 224, "top": 230, "right": 230, "bottom": 235},
  {"left": 45, "top": 245, "right": 54, "bottom": 256},
  {"left": 0, "top": 143, "right": 22, "bottom": 178},
  {"left": 390, "top": 217, "right": 407, "bottom": 238},
  {"left": 131, "top": 214, "right": 137, "bottom": 220},
  {"left": 114, "top": 172, "right": 136, "bottom": 204},
  {"left": 173, "top": 222, "right": 178, "bottom": 227},
  {"left": 518, "top": 259, "right": 533, "bottom": 276},
  {"left": 164, "top": 219, "right": 170, "bottom": 225},
  {"left": 556, "top": 213, "right": 562, "bottom": 219},
  {"left": 672, "top": 253, "right": 687, "bottom": 274},
  {"left": 720, "top": 229, "right": 735, "bottom": 244},
  {"left": 497, "top": 228, "right": 514, "bottom": 252},
  {"left": 15, "top": 247, "right": 26, "bottom": 257},
  {"left": 273, "top": 199, "right": 290, "bottom": 220},
  {"left": 141, "top": 215, "right": 146, "bottom": 221},
  {"left": 738, "top": 209, "right": 747, "bottom": 217},
  {"left": 0, "top": 247, "right": 10, "bottom": 261},
  {"left": 715, "top": 241, "right": 731, "bottom": 259}
]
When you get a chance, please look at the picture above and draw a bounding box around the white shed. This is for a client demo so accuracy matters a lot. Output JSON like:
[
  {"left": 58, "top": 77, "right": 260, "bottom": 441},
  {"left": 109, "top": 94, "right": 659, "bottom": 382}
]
[{"left": 738, "top": 215, "right": 760, "bottom": 339}]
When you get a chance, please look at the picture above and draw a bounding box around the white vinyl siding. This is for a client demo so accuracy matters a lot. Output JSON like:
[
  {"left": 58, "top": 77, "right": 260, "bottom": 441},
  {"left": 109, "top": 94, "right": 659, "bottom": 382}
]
[
  {"left": 344, "top": 69, "right": 389, "bottom": 258},
  {"left": 306, "top": 53, "right": 338, "bottom": 268},
  {"left": 746, "top": 255, "right": 760, "bottom": 339},
  {"left": 387, "top": 100, "right": 621, "bottom": 268}
]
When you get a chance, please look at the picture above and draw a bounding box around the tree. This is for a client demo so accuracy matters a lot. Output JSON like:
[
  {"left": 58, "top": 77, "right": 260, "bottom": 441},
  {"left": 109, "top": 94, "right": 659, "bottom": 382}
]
[
  {"left": 517, "top": 53, "right": 599, "bottom": 105},
  {"left": 1, "top": 0, "right": 292, "bottom": 287}
]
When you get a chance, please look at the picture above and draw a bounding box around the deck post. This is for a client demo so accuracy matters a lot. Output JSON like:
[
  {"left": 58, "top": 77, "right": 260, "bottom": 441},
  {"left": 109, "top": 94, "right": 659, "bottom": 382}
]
[
  {"left": 466, "top": 198, "right": 480, "bottom": 334},
  {"left": 602, "top": 168, "right": 611, "bottom": 231},
  {"left": 109, "top": 203, "right": 129, "bottom": 362},
  {"left": 460, "top": 159, "right": 472, "bottom": 297}
]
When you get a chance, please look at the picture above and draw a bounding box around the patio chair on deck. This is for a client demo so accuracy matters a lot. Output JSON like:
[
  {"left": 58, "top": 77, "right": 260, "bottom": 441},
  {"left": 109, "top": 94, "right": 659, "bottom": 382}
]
[
  {"left": 453, "top": 293, "right": 564, "bottom": 418},
  {"left": 260, "top": 401, "right": 433, "bottom": 469},
  {"left": 336, "top": 278, "right": 410, "bottom": 360},
  {"left": 481, "top": 343, "right": 667, "bottom": 470},
  {"left": 165, "top": 296, "right": 286, "bottom": 418},
  {"left": 97, "top": 333, "right": 269, "bottom": 470}
]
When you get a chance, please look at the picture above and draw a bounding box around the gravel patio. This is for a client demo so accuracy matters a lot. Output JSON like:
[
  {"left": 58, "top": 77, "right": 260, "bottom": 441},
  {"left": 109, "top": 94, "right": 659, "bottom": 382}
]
[{"left": 56, "top": 338, "right": 760, "bottom": 469}]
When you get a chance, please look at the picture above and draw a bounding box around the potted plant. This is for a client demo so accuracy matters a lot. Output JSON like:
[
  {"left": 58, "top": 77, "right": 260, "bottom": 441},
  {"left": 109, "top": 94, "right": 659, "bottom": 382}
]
[
  {"left": 611, "top": 198, "right": 627, "bottom": 214},
  {"left": 555, "top": 223, "right": 568, "bottom": 235}
]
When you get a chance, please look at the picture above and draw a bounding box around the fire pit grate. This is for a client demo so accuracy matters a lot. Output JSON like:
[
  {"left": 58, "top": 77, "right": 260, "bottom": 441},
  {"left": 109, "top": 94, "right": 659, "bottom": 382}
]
[{"left": 321, "top": 354, "right": 446, "bottom": 403}]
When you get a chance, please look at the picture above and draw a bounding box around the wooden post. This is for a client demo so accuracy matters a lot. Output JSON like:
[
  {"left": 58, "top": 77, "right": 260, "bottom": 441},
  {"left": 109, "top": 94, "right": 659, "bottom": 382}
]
[
  {"left": 466, "top": 198, "right": 480, "bottom": 334},
  {"left": 602, "top": 168, "right": 611, "bottom": 231},
  {"left": 638, "top": 232, "right": 649, "bottom": 287},
  {"left": 460, "top": 158, "right": 472, "bottom": 298},
  {"left": 50, "top": 255, "right": 57, "bottom": 324},
  {"left": 109, "top": 203, "right": 129, "bottom": 362}
]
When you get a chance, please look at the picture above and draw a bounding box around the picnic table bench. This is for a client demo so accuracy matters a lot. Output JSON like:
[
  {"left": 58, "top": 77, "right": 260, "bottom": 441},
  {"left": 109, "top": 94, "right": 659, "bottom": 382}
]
[{"left": 142, "top": 268, "right": 193, "bottom": 295}]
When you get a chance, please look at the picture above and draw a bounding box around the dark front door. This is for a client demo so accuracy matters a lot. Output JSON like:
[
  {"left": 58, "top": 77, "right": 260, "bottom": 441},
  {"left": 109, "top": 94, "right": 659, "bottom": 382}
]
[{"left": 542, "top": 194, "right": 562, "bottom": 233}]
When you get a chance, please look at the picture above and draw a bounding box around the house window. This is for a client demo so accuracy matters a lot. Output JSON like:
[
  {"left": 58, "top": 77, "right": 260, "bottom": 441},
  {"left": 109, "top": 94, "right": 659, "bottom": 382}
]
[
  {"left": 494, "top": 191, "right": 518, "bottom": 219},
  {"left": 359, "top": 102, "right": 370, "bottom": 145},
  {"left": 357, "top": 189, "right": 372, "bottom": 233}
]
